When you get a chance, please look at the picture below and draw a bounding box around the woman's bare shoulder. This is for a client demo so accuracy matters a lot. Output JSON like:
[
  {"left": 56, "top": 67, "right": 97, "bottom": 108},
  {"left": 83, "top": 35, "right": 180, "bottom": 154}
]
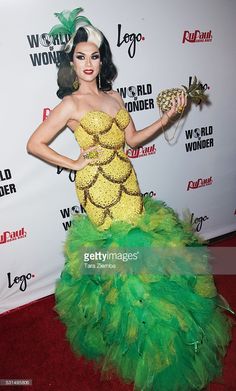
[
  {"left": 106, "top": 89, "right": 120, "bottom": 97},
  {"left": 106, "top": 89, "right": 124, "bottom": 105},
  {"left": 62, "top": 94, "right": 79, "bottom": 106},
  {"left": 58, "top": 94, "right": 80, "bottom": 112}
]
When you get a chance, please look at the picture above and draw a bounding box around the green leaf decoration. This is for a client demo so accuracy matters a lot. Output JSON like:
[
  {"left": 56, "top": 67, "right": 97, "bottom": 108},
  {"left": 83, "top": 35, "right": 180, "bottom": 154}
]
[
  {"left": 49, "top": 24, "right": 69, "bottom": 36},
  {"left": 54, "top": 12, "right": 70, "bottom": 30},
  {"left": 75, "top": 15, "right": 92, "bottom": 28},
  {"left": 69, "top": 7, "right": 84, "bottom": 24},
  {"left": 48, "top": 7, "right": 92, "bottom": 37}
]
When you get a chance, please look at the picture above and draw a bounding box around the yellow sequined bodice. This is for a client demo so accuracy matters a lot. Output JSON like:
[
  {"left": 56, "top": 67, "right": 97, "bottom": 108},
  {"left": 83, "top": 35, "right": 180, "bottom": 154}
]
[{"left": 74, "top": 108, "right": 143, "bottom": 230}]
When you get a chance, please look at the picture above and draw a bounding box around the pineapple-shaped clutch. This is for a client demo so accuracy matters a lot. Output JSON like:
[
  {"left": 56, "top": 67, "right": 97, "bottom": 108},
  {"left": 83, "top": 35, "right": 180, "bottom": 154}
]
[{"left": 156, "top": 76, "right": 207, "bottom": 112}]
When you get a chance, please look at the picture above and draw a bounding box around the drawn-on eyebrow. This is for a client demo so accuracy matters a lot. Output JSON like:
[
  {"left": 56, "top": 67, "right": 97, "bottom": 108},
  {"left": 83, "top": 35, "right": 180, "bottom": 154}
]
[{"left": 75, "top": 51, "right": 100, "bottom": 55}]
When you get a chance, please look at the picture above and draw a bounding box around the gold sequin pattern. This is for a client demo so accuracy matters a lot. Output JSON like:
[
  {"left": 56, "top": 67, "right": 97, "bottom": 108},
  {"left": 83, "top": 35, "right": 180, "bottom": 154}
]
[
  {"left": 101, "top": 155, "right": 132, "bottom": 182},
  {"left": 74, "top": 108, "right": 143, "bottom": 229}
]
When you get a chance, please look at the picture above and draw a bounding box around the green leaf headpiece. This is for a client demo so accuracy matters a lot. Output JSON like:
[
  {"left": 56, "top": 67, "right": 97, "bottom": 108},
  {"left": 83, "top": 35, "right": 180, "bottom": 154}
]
[{"left": 49, "top": 7, "right": 103, "bottom": 53}]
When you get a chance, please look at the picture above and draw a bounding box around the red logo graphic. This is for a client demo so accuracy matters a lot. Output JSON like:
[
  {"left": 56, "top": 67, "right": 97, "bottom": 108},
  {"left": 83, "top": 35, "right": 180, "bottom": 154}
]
[
  {"left": 43, "top": 108, "right": 51, "bottom": 121},
  {"left": 0, "top": 228, "right": 27, "bottom": 245},
  {"left": 126, "top": 144, "right": 156, "bottom": 158},
  {"left": 187, "top": 176, "right": 213, "bottom": 191},
  {"left": 182, "top": 30, "right": 212, "bottom": 44}
]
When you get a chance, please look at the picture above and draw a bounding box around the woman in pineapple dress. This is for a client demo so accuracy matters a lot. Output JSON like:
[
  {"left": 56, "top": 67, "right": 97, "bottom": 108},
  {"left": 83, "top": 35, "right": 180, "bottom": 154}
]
[{"left": 27, "top": 10, "right": 234, "bottom": 391}]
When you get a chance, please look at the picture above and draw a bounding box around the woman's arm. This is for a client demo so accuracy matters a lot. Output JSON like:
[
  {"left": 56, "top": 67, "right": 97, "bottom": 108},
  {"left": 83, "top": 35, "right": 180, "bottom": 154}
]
[
  {"left": 125, "top": 110, "right": 173, "bottom": 148},
  {"left": 26, "top": 96, "right": 98, "bottom": 170},
  {"left": 112, "top": 90, "right": 186, "bottom": 148}
]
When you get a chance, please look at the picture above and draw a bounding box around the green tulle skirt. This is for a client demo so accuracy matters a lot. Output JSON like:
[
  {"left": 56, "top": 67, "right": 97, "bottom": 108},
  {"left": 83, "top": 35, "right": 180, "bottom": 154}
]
[{"left": 54, "top": 197, "right": 233, "bottom": 391}]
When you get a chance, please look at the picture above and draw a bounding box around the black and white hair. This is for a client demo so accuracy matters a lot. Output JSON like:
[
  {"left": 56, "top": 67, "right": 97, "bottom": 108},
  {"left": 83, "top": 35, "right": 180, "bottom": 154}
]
[{"left": 56, "top": 26, "right": 117, "bottom": 99}]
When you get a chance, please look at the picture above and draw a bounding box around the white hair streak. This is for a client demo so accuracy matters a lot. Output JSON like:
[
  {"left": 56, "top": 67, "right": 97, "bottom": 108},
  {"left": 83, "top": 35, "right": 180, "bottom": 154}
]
[
  {"left": 64, "top": 24, "right": 103, "bottom": 53},
  {"left": 84, "top": 25, "right": 103, "bottom": 48}
]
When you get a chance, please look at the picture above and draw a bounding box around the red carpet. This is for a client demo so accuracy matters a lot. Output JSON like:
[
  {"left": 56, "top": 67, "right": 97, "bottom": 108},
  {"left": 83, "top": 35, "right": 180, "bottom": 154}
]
[{"left": 0, "top": 233, "right": 236, "bottom": 391}]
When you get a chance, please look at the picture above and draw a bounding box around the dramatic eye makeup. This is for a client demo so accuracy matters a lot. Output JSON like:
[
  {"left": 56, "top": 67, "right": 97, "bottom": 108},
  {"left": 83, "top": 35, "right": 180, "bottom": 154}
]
[
  {"left": 91, "top": 53, "right": 100, "bottom": 59},
  {"left": 75, "top": 51, "right": 100, "bottom": 60}
]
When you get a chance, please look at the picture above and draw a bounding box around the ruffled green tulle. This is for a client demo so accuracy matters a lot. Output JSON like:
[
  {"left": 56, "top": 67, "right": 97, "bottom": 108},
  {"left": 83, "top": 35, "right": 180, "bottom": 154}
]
[{"left": 54, "top": 197, "right": 233, "bottom": 391}]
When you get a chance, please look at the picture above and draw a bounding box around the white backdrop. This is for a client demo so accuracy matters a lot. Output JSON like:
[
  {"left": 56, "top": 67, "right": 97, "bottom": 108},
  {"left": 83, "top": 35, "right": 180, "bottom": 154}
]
[{"left": 0, "top": 0, "right": 236, "bottom": 314}]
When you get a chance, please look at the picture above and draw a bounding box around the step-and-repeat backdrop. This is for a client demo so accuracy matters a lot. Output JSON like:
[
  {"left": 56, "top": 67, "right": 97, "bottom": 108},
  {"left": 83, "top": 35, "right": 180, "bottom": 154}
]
[{"left": 1, "top": 0, "right": 236, "bottom": 314}]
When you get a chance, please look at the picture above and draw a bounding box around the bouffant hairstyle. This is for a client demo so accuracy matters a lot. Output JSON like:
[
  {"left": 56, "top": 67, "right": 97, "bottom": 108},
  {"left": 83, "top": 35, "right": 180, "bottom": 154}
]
[{"left": 56, "top": 27, "right": 117, "bottom": 99}]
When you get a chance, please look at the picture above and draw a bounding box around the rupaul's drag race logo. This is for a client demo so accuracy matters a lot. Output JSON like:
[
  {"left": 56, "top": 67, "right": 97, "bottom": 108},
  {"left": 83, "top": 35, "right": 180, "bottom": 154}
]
[
  {"left": 117, "top": 24, "right": 145, "bottom": 58},
  {"left": 187, "top": 176, "right": 213, "bottom": 191},
  {"left": 7, "top": 272, "right": 35, "bottom": 292},
  {"left": 60, "top": 205, "right": 86, "bottom": 231},
  {"left": 117, "top": 83, "right": 154, "bottom": 113},
  {"left": 43, "top": 108, "right": 51, "bottom": 121},
  {"left": 0, "top": 169, "right": 17, "bottom": 198},
  {"left": 182, "top": 29, "right": 212, "bottom": 44},
  {"left": 0, "top": 228, "right": 27, "bottom": 245},
  {"left": 126, "top": 144, "right": 157, "bottom": 159},
  {"left": 27, "top": 33, "right": 70, "bottom": 66}
]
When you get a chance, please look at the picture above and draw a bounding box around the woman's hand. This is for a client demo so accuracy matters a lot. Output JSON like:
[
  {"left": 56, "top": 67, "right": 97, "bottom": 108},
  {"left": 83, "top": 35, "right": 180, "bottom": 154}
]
[
  {"left": 71, "top": 145, "right": 102, "bottom": 171},
  {"left": 162, "top": 91, "right": 187, "bottom": 125}
]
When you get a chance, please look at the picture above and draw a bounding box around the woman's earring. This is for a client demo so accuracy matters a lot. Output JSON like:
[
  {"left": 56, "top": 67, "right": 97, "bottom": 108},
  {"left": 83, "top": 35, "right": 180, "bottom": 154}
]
[
  {"left": 70, "top": 63, "right": 79, "bottom": 90},
  {"left": 98, "top": 73, "right": 101, "bottom": 89},
  {"left": 73, "top": 77, "right": 79, "bottom": 90}
]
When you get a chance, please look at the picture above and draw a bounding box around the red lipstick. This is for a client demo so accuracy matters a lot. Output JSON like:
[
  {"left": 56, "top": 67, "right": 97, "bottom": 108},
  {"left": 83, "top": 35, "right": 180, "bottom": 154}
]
[{"left": 84, "top": 69, "right": 94, "bottom": 75}]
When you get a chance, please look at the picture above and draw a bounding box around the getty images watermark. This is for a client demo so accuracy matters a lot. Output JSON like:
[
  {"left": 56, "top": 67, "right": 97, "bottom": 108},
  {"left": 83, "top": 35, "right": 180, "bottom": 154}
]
[
  {"left": 84, "top": 249, "right": 139, "bottom": 267},
  {"left": 77, "top": 246, "right": 236, "bottom": 275},
  {"left": 0, "top": 379, "right": 32, "bottom": 386}
]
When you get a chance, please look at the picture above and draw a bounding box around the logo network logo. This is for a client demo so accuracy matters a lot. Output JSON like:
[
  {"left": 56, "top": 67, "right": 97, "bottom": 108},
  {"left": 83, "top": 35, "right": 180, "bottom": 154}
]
[
  {"left": 188, "top": 76, "right": 210, "bottom": 95},
  {"left": 57, "top": 166, "right": 76, "bottom": 182},
  {"left": 187, "top": 176, "right": 213, "bottom": 191},
  {"left": 0, "top": 228, "right": 27, "bottom": 245},
  {"left": 117, "top": 24, "right": 145, "bottom": 58},
  {"left": 182, "top": 29, "right": 212, "bottom": 44},
  {"left": 7, "top": 272, "right": 35, "bottom": 292},
  {"left": 190, "top": 212, "right": 209, "bottom": 232},
  {"left": 126, "top": 144, "right": 156, "bottom": 159},
  {"left": 142, "top": 190, "right": 157, "bottom": 198}
]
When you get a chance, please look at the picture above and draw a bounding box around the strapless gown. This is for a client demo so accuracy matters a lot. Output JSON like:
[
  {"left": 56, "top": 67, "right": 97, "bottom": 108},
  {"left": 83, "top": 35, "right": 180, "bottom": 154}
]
[{"left": 54, "top": 108, "right": 234, "bottom": 390}]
